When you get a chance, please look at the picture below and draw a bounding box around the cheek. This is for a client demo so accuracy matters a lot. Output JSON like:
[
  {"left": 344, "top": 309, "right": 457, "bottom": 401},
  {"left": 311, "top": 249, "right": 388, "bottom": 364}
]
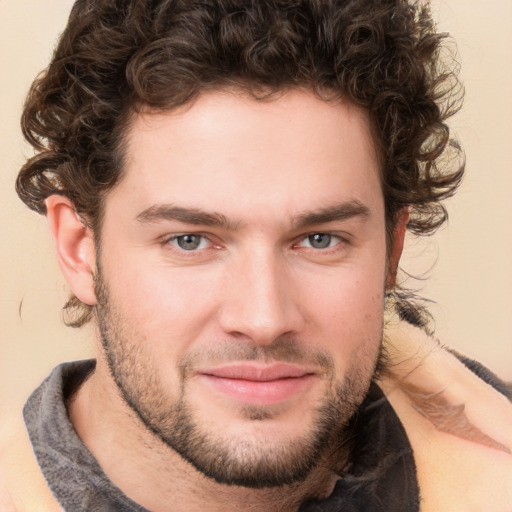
[
  {"left": 97, "top": 265, "right": 221, "bottom": 396},
  {"left": 302, "top": 253, "right": 387, "bottom": 317},
  {"left": 298, "top": 259, "right": 387, "bottom": 368},
  {"left": 101, "top": 255, "right": 222, "bottom": 356}
]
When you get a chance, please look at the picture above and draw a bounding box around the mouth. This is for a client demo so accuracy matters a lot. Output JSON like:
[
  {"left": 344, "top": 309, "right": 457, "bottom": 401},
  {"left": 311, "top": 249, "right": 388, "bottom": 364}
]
[{"left": 197, "top": 363, "right": 318, "bottom": 406}]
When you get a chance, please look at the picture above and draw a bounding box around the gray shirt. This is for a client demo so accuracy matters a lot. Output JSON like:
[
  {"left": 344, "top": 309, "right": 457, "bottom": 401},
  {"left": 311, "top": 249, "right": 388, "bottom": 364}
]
[
  {"left": 24, "top": 360, "right": 147, "bottom": 511},
  {"left": 24, "top": 359, "right": 420, "bottom": 511}
]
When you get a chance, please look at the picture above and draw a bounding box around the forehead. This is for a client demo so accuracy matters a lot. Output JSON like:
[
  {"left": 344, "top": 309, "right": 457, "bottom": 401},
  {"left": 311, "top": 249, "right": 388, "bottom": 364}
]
[{"left": 110, "top": 89, "right": 382, "bottom": 224}]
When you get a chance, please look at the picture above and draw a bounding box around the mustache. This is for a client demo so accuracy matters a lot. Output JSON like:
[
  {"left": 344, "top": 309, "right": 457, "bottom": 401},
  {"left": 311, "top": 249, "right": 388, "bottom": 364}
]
[{"left": 178, "top": 336, "right": 335, "bottom": 380}]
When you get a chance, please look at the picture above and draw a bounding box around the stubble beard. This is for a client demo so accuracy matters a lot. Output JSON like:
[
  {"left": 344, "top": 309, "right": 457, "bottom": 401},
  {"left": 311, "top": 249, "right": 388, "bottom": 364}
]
[{"left": 94, "top": 272, "right": 384, "bottom": 489}]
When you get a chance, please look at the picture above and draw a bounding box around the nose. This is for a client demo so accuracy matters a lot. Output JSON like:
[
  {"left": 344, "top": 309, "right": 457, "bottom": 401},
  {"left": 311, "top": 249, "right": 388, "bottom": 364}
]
[{"left": 218, "top": 249, "right": 304, "bottom": 345}]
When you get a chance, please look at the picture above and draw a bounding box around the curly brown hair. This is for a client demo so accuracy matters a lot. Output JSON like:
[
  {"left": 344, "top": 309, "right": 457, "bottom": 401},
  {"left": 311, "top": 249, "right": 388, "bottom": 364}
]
[{"left": 16, "top": 0, "right": 464, "bottom": 327}]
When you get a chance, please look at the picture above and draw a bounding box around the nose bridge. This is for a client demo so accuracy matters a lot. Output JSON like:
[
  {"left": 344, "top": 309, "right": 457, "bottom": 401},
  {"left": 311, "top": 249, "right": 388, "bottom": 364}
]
[{"left": 219, "top": 244, "right": 301, "bottom": 344}]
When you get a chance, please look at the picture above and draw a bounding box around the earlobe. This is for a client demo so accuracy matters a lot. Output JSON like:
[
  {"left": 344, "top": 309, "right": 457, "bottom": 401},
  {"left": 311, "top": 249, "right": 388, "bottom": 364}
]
[
  {"left": 387, "top": 208, "right": 409, "bottom": 290},
  {"left": 45, "top": 195, "right": 97, "bottom": 306}
]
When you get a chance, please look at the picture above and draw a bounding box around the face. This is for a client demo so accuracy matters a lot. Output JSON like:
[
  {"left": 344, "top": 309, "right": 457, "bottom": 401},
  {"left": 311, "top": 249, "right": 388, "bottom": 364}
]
[{"left": 94, "top": 89, "right": 393, "bottom": 487}]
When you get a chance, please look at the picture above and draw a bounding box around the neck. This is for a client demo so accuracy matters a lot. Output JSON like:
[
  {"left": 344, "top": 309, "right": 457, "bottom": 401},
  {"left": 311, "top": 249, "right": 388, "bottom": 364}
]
[{"left": 68, "top": 361, "right": 343, "bottom": 512}]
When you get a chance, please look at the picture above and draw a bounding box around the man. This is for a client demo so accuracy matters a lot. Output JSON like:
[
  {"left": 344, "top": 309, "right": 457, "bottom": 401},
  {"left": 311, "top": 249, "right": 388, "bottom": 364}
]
[{"left": 1, "top": 0, "right": 511, "bottom": 510}]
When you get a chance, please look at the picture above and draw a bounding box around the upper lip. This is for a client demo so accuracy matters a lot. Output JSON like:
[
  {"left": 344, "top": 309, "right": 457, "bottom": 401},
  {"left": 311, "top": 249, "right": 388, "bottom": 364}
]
[{"left": 198, "top": 363, "right": 314, "bottom": 382}]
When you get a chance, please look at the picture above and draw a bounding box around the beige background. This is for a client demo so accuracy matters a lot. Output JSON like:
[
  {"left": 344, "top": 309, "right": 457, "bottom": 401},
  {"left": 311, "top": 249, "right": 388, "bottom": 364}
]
[{"left": 1, "top": 0, "right": 511, "bottom": 421}]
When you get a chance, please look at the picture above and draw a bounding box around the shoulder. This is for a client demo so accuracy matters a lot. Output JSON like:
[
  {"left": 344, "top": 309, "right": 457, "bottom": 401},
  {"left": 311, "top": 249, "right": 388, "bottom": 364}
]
[
  {"left": 0, "top": 408, "right": 62, "bottom": 512},
  {"left": 379, "top": 319, "right": 512, "bottom": 512},
  {"left": 447, "top": 348, "right": 512, "bottom": 400}
]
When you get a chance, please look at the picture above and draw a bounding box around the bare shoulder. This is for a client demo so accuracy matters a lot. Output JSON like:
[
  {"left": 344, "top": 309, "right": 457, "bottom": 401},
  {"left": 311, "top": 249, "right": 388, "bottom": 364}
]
[
  {"left": 380, "top": 319, "right": 512, "bottom": 512},
  {"left": 0, "top": 408, "right": 62, "bottom": 512}
]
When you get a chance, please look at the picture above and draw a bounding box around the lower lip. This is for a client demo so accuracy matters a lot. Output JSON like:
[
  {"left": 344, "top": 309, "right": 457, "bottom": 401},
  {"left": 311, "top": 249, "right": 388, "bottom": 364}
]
[{"left": 199, "top": 374, "right": 317, "bottom": 406}]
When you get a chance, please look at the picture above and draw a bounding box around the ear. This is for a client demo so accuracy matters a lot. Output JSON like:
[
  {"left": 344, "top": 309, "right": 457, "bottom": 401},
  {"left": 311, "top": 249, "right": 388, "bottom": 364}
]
[
  {"left": 45, "top": 195, "right": 97, "bottom": 306},
  {"left": 386, "top": 208, "right": 409, "bottom": 290}
]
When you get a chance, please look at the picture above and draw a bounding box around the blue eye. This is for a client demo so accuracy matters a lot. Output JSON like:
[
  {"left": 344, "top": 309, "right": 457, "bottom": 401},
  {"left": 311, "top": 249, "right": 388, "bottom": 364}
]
[
  {"left": 308, "top": 233, "right": 331, "bottom": 249},
  {"left": 299, "top": 233, "right": 340, "bottom": 249},
  {"left": 170, "top": 234, "right": 210, "bottom": 251}
]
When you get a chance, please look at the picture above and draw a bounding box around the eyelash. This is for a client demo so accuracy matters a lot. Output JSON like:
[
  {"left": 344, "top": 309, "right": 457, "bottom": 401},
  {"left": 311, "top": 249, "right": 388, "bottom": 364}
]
[
  {"left": 295, "top": 233, "right": 344, "bottom": 250},
  {"left": 161, "top": 232, "right": 349, "bottom": 255},
  {"left": 162, "top": 233, "right": 215, "bottom": 252}
]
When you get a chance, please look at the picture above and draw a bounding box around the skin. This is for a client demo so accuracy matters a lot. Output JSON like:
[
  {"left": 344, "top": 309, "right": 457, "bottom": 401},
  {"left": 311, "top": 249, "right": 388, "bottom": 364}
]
[{"left": 46, "top": 88, "right": 407, "bottom": 511}]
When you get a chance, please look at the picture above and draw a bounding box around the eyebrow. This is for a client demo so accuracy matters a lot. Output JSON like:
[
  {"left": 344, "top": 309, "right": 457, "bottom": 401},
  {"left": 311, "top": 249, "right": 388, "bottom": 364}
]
[
  {"left": 293, "top": 200, "right": 371, "bottom": 229},
  {"left": 136, "top": 199, "right": 371, "bottom": 231},
  {"left": 136, "top": 204, "right": 243, "bottom": 230}
]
